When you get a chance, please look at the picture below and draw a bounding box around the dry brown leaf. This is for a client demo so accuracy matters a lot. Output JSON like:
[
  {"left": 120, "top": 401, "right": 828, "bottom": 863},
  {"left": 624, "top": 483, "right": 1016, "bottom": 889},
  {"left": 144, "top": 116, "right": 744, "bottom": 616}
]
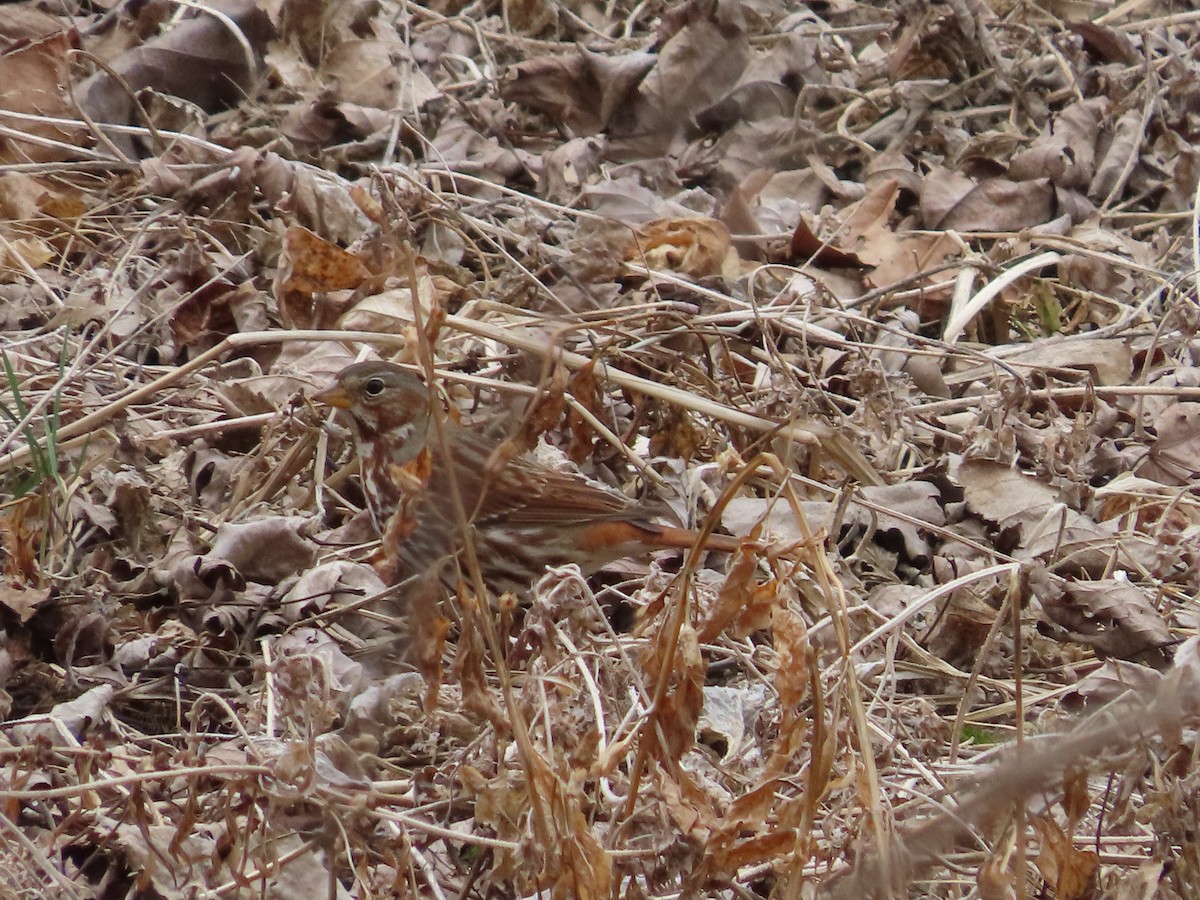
[
  {"left": 647, "top": 405, "right": 702, "bottom": 460},
  {"left": 923, "top": 172, "right": 1056, "bottom": 231},
  {"left": 1138, "top": 402, "right": 1200, "bottom": 486},
  {"left": 1093, "top": 474, "right": 1200, "bottom": 534},
  {"left": 1009, "top": 99, "right": 1104, "bottom": 190},
  {"left": 0, "top": 32, "right": 85, "bottom": 164},
  {"left": 452, "top": 593, "right": 502, "bottom": 725},
  {"left": 74, "top": 0, "right": 274, "bottom": 136},
  {"left": 502, "top": 49, "right": 656, "bottom": 135},
  {"left": 564, "top": 360, "right": 601, "bottom": 463},
  {"left": 460, "top": 766, "right": 523, "bottom": 877},
  {"left": 654, "top": 764, "right": 720, "bottom": 839},
  {"left": 506, "top": 0, "right": 556, "bottom": 35},
  {"left": 318, "top": 39, "right": 438, "bottom": 111},
  {"left": 510, "top": 360, "right": 570, "bottom": 456},
  {"left": 921, "top": 584, "right": 1001, "bottom": 667},
  {"left": 337, "top": 277, "right": 445, "bottom": 335},
  {"left": 0, "top": 6, "right": 74, "bottom": 44},
  {"left": 887, "top": 4, "right": 973, "bottom": 81},
  {"left": 207, "top": 517, "right": 317, "bottom": 585},
  {"left": 788, "top": 216, "right": 867, "bottom": 268},
  {"left": 1059, "top": 659, "right": 1162, "bottom": 713},
  {"left": 1067, "top": 20, "right": 1138, "bottom": 66},
  {"left": 1001, "top": 336, "right": 1133, "bottom": 386},
  {"left": 274, "top": 224, "right": 372, "bottom": 328},
  {"left": 0, "top": 497, "right": 42, "bottom": 582},
  {"left": 630, "top": 2, "right": 749, "bottom": 143},
  {"left": 641, "top": 623, "right": 704, "bottom": 763},
  {"left": 627, "top": 217, "right": 738, "bottom": 278},
  {"left": 1040, "top": 578, "right": 1173, "bottom": 667},
  {"left": 0, "top": 173, "right": 87, "bottom": 239},
  {"left": 279, "top": 225, "right": 372, "bottom": 294},
  {"left": 699, "top": 532, "right": 774, "bottom": 642},
  {"left": 954, "top": 458, "right": 1063, "bottom": 526},
  {"left": 1033, "top": 813, "right": 1099, "bottom": 900},
  {"left": 0, "top": 582, "right": 50, "bottom": 623},
  {"left": 791, "top": 178, "right": 960, "bottom": 290},
  {"left": 690, "top": 827, "right": 796, "bottom": 890},
  {"left": 0, "top": 236, "right": 53, "bottom": 281},
  {"left": 1090, "top": 108, "right": 1144, "bottom": 200},
  {"left": 169, "top": 281, "right": 256, "bottom": 350}
]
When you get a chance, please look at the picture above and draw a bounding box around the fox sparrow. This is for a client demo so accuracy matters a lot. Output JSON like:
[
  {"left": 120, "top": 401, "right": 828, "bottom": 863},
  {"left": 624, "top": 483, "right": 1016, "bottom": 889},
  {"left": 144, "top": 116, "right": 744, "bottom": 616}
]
[{"left": 315, "top": 361, "right": 738, "bottom": 594}]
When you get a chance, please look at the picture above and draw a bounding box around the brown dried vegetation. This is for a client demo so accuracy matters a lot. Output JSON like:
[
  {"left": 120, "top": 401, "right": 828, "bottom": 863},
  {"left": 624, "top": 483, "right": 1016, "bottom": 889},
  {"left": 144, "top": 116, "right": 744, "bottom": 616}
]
[{"left": 2, "top": 0, "right": 1200, "bottom": 897}]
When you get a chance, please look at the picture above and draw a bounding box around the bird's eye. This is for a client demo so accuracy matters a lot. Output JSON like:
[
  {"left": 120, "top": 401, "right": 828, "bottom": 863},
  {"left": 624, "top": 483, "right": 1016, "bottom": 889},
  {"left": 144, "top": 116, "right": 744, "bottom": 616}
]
[{"left": 363, "top": 377, "right": 386, "bottom": 397}]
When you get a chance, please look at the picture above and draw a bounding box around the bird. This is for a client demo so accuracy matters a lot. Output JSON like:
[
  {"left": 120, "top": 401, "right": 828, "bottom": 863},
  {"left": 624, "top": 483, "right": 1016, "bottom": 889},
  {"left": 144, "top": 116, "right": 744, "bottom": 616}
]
[{"left": 313, "top": 360, "right": 739, "bottom": 595}]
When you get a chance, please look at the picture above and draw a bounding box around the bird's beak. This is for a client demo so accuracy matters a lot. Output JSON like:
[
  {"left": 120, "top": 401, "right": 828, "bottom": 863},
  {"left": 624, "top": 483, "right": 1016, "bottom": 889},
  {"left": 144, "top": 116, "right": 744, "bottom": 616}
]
[{"left": 312, "top": 384, "right": 353, "bottom": 410}]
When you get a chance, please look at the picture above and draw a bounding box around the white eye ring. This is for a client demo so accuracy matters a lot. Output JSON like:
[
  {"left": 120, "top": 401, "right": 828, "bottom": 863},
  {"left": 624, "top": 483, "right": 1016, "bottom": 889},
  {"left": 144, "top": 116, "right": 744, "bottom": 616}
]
[{"left": 363, "top": 377, "right": 386, "bottom": 397}]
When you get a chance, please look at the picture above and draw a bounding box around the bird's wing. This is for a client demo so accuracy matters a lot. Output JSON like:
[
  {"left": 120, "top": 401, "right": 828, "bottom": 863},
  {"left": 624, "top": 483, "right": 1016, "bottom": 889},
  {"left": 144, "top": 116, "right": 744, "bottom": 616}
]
[{"left": 479, "top": 455, "right": 635, "bottom": 525}]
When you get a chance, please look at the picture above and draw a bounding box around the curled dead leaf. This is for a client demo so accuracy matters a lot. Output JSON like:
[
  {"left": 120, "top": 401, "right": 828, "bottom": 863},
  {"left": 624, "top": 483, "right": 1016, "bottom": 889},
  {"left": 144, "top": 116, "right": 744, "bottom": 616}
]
[{"left": 627, "top": 217, "right": 739, "bottom": 278}]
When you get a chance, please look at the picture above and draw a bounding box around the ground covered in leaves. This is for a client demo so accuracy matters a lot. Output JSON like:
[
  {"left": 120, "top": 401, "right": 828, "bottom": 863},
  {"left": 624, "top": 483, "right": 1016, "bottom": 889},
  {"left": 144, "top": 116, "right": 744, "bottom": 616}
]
[{"left": 3, "top": 0, "right": 1200, "bottom": 897}]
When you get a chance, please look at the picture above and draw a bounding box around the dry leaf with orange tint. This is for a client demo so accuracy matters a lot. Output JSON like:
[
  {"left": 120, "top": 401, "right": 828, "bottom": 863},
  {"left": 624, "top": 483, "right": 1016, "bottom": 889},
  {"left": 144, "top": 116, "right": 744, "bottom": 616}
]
[
  {"left": 274, "top": 225, "right": 371, "bottom": 328},
  {"left": 349, "top": 184, "right": 384, "bottom": 226},
  {"left": 641, "top": 624, "right": 704, "bottom": 762},
  {"left": 1062, "top": 765, "right": 1090, "bottom": 829},
  {"left": 1068, "top": 20, "right": 1137, "bottom": 65},
  {"left": 840, "top": 179, "right": 900, "bottom": 241},
  {"left": 0, "top": 7, "right": 73, "bottom": 44},
  {"left": 627, "top": 217, "right": 739, "bottom": 278},
  {"left": 788, "top": 216, "right": 867, "bottom": 268},
  {"left": 0, "top": 237, "right": 53, "bottom": 281},
  {"left": 505, "top": 0, "right": 556, "bottom": 35},
  {"left": 279, "top": 225, "right": 371, "bottom": 294},
  {"left": 453, "top": 595, "right": 507, "bottom": 725},
  {"left": 546, "top": 798, "right": 613, "bottom": 899},
  {"left": 1094, "top": 474, "right": 1198, "bottom": 534},
  {"left": 0, "top": 173, "right": 87, "bottom": 238},
  {"left": 1, "top": 498, "right": 42, "bottom": 582},
  {"left": 789, "top": 179, "right": 960, "bottom": 291},
  {"left": 771, "top": 605, "right": 810, "bottom": 715},
  {"left": 647, "top": 406, "right": 701, "bottom": 461},
  {"left": 565, "top": 360, "right": 601, "bottom": 463},
  {"left": 520, "top": 750, "right": 613, "bottom": 900},
  {"left": 512, "top": 360, "right": 570, "bottom": 455},
  {"left": 839, "top": 179, "right": 960, "bottom": 289},
  {"left": 683, "top": 762, "right": 797, "bottom": 886},
  {"left": 867, "top": 231, "right": 961, "bottom": 292},
  {"left": 169, "top": 281, "right": 255, "bottom": 349},
  {"left": 690, "top": 830, "right": 796, "bottom": 891},
  {"left": 653, "top": 765, "right": 719, "bottom": 839},
  {"left": 699, "top": 534, "right": 773, "bottom": 642},
  {"left": 1033, "top": 813, "right": 1099, "bottom": 900}
]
